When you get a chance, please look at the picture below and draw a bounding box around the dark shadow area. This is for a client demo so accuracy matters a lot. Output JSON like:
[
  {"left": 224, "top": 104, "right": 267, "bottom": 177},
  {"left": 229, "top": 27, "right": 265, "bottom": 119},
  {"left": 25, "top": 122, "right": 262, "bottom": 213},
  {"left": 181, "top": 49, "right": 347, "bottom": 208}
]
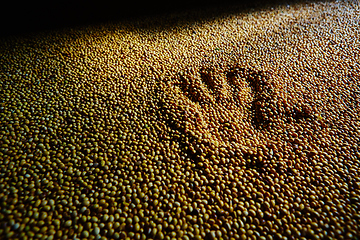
[{"left": 0, "top": 0, "right": 319, "bottom": 39}]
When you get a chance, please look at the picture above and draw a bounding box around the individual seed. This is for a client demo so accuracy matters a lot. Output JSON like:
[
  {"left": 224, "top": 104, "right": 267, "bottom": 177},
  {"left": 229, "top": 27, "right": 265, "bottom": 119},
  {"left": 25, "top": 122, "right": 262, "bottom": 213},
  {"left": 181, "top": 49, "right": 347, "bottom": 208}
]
[
  {"left": 64, "top": 220, "right": 72, "bottom": 227},
  {"left": 93, "top": 227, "right": 100, "bottom": 235}
]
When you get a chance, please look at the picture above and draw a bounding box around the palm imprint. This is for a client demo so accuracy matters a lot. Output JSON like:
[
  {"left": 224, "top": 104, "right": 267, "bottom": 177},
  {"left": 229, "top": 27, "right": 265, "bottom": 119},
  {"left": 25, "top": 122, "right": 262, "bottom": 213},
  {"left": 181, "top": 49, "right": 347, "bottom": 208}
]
[{"left": 162, "top": 63, "right": 312, "bottom": 169}]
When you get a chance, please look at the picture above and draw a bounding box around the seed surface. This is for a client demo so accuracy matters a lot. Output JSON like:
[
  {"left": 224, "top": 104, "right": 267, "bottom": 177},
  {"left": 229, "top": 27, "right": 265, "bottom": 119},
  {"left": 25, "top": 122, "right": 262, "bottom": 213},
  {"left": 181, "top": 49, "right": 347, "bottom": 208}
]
[{"left": 0, "top": 0, "right": 359, "bottom": 239}]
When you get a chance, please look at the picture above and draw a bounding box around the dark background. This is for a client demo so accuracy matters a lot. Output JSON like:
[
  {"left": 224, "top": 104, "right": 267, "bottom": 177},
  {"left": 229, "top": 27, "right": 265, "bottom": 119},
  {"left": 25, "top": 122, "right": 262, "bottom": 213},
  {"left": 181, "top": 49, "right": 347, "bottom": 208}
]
[{"left": 1, "top": 0, "right": 304, "bottom": 38}]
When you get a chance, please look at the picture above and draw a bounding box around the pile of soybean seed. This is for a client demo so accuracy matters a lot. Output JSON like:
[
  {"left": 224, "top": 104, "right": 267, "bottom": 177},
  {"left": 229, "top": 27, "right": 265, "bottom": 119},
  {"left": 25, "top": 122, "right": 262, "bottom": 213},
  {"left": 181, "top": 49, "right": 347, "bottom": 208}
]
[{"left": 0, "top": 0, "right": 359, "bottom": 239}]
